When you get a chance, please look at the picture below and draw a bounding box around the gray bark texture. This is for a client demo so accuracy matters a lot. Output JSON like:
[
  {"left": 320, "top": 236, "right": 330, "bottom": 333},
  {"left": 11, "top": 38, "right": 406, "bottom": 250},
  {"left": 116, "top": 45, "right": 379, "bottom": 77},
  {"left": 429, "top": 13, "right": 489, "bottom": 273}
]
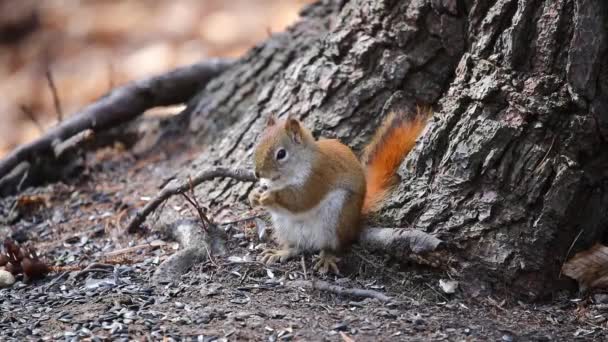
[{"left": 175, "top": 0, "right": 608, "bottom": 298}]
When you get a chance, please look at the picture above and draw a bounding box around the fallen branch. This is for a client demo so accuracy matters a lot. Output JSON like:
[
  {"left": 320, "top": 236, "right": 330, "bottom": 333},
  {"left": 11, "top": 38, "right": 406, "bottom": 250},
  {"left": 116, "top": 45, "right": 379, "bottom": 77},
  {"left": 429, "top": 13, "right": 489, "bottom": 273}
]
[
  {"left": 218, "top": 214, "right": 264, "bottom": 226},
  {"left": 125, "top": 167, "right": 256, "bottom": 233},
  {"left": 74, "top": 263, "right": 115, "bottom": 279},
  {"left": 0, "top": 58, "right": 234, "bottom": 190},
  {"left": 288, "top": 279, "right": 393, "bottom": 302},
  {"left": 102, "top": 240, "right": 166, "bottom": 257}
]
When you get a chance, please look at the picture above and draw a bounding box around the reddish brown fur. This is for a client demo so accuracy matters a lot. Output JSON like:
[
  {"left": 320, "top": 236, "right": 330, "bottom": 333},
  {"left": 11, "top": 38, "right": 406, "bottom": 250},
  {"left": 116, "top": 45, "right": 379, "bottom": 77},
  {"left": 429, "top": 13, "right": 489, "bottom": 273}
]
[
  {"left": 252, "top": 109, "right": 429, "bottom": 257},
  {"left": 269, "top": 139, "right": 365, "bottom": 214},
  {"left": 361, "top": 107, "right": 431, "bottom": 214}
]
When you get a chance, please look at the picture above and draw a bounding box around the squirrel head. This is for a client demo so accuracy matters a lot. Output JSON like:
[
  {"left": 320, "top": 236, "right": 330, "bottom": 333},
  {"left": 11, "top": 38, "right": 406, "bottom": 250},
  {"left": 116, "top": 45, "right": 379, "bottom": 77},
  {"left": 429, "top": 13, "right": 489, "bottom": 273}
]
[{"left": 253, "top": 115, "right": 316, "bottom": 190}]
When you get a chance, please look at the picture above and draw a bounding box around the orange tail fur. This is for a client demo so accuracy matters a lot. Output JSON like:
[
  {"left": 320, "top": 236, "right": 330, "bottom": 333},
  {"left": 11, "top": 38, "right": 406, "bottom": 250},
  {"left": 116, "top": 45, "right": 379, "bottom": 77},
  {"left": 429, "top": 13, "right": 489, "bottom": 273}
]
[{"left": 361, "top": 107, "right": 431, "bottom": 215}]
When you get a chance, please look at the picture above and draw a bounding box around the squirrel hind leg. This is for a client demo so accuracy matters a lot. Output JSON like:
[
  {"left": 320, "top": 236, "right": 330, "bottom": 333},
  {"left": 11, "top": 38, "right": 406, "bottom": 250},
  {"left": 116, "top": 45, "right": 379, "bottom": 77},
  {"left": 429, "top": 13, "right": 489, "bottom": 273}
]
[{"left": 313, "top": 250, "right": 340, "bottom": 274}]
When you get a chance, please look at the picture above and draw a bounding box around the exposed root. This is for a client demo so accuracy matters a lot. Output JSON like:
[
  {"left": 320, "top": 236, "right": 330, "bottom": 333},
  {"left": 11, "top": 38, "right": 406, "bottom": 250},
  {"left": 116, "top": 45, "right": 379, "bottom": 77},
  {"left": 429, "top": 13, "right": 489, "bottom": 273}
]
[
  {"left": 0, "top": 58, "right": 233, "bottom": 196},
  {"left": 288, "top": 279, "right": 393, "bottom": 303},
  {"left": 151, "top": 217, "right": 227, "bottom": 284},
  {"left": 360, "top": 227, "right": 443, "bottom": 255}
]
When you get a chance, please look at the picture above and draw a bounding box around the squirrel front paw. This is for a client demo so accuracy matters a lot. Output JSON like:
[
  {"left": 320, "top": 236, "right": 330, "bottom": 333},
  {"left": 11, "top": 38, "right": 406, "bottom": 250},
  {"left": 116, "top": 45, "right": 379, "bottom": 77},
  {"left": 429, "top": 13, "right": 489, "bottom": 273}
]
[
  {"left": 248, "top": 187, "right": 263, "bottom": 207},
  {"left": 248, "top": 186, "right": 275, "bottom": 208}
]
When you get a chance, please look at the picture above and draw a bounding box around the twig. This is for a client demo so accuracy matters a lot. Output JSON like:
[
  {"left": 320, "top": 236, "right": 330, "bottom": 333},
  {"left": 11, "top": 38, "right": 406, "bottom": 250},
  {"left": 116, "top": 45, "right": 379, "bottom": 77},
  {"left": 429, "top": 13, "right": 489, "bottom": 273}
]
[
  {"left": 559, "top": 227, "right": 585, "bottom": 278},
  {"left": 74, "top": 263, "right": 114, "bottom": 278},
  {"left": 287, "top": 279, "right": 393, "bottom": 302},
  {"left": 107, "top": 60, "right": 115, "bottom": 91},
  {"left": 103, "top": 241, "right": 166, "bottom": 257},
  {"left": 204, "top": 244, "right": 218, "bottom": 268},
  {"left": 181, "top": 176, "right": 214, "bottom": 230},
  {"left": 218, "top": 214, "right": 264, "bottom": 226},
  {"left": 44, "top": 271, "right": 69, "bottom": 289},
  {"left": 533, "top": 135, "right": 557, "bottom": 174},
  {"left": 181, "top": 192, "right": 209, "bottom": 231},
  {"left": 301, "top": 255, "right": 308, "bottom": 280},
  {"left": 0, "top": 162, "right": 30, "bottom": 196},
  {"left": 0, "top": 58, "right": 234, "bottom": 185},
  {"left": 52, "top": 129, "right": 94, "bottom": 158},
  {"left": 19, "top": 105, "right": 44, "bottom": 133},
  {"left": 424, "top": 282, "right": 450, "bottom": 302},
  {"left": 45, "top": 68, "right": 63, "bottom": 122},
  {"left": 125, "top": 167, "right": 255, "bottom": 233}
]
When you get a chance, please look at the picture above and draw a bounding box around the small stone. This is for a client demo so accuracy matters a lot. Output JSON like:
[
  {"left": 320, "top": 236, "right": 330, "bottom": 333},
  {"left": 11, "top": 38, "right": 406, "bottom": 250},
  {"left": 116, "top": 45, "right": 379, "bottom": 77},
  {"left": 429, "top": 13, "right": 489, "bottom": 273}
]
[
  {"left": 412, "top": 314, "right": 425, "bottom": 325},
  {"left": 501, "top": 334, "right": 514, "bottom": 342},
  {"left": 0, "top": 269, "right": 16, "bottom": 288},
  {"left": 234, "top": 311, "right": 252, "bottom": 321},
  {"left": 439, "top": 279, "right": 459, "bottom": 294},
  {"left": 594, "top": 294, "right": 608, "bottom": 304},
  {"left": 332, "top": 322, "right": 348, "bottom": 331},
  {"left": 175, "top": 302, "right": 185, "bottom": 309},
  {"left": 270, "top": 310, "right": 286, "bottom": 319}
]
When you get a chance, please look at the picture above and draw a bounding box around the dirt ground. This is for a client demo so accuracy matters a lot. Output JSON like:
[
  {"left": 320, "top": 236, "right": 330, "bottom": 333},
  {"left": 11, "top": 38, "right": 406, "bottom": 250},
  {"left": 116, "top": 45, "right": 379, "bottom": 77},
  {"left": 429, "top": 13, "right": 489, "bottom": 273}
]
[{"left": 1, "top": 133, "right": 607, "bottom": 341}]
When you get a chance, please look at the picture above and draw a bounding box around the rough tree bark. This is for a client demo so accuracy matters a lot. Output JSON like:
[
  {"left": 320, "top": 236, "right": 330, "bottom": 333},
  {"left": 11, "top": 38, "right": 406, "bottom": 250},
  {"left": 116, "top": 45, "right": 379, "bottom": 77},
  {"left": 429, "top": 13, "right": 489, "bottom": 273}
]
[{"left": 169, "top": 0, "right": 608, "bottom": 298}]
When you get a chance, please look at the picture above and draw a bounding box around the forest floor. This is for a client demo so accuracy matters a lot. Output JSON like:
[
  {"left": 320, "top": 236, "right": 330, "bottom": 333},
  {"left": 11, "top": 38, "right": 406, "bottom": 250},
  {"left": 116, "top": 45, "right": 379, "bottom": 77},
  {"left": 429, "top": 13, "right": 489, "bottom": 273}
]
[{"left": 1, "top": 134, "right": 607, "bottom": 342}]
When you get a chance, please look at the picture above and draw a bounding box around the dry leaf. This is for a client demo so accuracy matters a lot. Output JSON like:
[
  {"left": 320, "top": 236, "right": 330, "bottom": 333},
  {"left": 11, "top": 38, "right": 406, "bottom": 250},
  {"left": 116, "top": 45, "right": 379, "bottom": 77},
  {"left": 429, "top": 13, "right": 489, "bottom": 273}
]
[{"left": 562, "top": 244, "right": 608, "bottom": 290}]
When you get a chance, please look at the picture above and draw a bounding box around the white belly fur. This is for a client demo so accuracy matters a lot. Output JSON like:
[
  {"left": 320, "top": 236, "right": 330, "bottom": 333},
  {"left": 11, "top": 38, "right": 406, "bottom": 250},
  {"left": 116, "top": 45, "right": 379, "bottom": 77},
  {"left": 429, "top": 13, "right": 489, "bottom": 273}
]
[{"left": 267, "top": 189, "right": 348, "bottom": 251}]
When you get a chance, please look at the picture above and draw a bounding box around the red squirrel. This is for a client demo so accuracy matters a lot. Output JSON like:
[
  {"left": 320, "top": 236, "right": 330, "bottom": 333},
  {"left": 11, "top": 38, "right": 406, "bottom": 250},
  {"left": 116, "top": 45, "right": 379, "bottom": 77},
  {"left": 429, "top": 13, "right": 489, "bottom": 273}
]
[{"left": 249, "top": 108, "right": 430, "bottom": 273}]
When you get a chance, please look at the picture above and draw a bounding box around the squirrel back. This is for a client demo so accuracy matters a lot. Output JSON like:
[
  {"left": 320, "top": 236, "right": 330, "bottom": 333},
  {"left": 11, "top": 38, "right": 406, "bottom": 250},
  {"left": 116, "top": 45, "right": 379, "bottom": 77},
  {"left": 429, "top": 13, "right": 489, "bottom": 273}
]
[{"left": 361, "top": 107, "right": 431, "bottom": 215}]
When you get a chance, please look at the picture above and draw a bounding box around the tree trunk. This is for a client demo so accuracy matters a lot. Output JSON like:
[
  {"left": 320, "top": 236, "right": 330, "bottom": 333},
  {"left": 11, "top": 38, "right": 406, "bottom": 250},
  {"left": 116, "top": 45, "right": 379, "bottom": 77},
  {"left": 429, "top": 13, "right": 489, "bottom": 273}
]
[{"left": 174, "top": 0, "right": 608, "bottom": 298}]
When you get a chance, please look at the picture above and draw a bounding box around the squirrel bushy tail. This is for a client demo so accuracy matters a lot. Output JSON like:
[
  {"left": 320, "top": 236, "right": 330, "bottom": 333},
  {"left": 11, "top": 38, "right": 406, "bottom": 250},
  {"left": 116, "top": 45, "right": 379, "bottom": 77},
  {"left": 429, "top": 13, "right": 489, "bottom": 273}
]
[{"left": 361, "top": 106, "right": 431, "bottom": 215}]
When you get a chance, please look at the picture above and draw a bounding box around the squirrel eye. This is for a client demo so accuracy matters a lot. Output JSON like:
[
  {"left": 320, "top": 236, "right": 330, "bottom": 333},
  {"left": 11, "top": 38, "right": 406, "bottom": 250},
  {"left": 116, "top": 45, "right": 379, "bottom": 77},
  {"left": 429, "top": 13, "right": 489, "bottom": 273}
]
[{"left": 275, "top": 148, "right": 287, "bottom": 161}]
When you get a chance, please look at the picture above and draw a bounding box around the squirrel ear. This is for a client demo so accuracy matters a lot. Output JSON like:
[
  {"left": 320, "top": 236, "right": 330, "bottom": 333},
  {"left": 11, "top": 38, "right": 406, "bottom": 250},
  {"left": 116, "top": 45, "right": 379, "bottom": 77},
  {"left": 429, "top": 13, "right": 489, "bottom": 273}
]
[
  {"left": 285, "top": 115, "right": 302, "bottom": 144},
  {"left": 266, "top": 115, "right": 277, "bottom": 127}
]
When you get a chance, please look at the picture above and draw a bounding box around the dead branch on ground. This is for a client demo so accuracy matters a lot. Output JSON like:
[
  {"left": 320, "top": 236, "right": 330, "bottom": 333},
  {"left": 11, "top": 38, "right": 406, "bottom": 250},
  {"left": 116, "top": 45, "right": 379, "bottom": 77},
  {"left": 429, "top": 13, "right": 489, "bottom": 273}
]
[
  {"left": 125, "top": 167, "right": 256, "bottom": 233},
  {"left": 288, "top": 279, "right": 393, "bottom": 302},
  {"left": 151, "top": 217, "right": 227, "bottom": 284},
  {"left": 0, "top": 58, "right": 234, "bottom": 195}
]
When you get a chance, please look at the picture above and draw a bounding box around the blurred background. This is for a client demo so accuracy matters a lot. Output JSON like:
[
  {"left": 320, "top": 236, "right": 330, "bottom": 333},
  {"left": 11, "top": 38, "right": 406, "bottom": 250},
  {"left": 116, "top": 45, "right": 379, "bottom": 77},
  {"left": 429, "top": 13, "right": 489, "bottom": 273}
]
[{"left": 0, "top": 0, "right": 312, "bottom": 157}]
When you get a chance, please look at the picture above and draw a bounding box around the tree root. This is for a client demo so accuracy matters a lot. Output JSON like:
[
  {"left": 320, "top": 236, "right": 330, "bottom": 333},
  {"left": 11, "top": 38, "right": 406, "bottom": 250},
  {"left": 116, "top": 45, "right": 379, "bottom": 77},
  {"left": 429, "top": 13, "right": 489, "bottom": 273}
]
[
  {"left": 287, "top": 279, "right": 393, "bottom": 302},
  {"left": 360, "top": 227, "right": 443, "bottom": 255},
  {"left": 125, "top": 167, "right": 256, "bottom": 233},
  {"left": 151, "top": 218, "right": 227, "bottom": 284},
  {"left": 0, "top": 58, "right": 233, "bottom": 196}
]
